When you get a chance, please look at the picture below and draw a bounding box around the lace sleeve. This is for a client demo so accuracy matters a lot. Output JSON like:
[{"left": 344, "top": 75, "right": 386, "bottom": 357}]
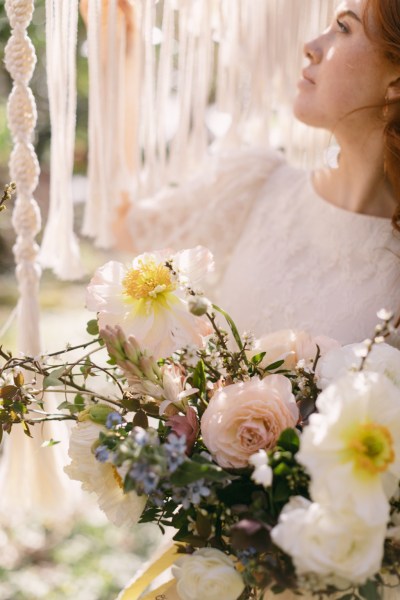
[{"left": 125, "top": 147, "right": 283, "bottom": 281}]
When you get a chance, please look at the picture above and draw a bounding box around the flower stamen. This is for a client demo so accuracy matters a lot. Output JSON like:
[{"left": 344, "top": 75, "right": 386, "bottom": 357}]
[
  {"left": 344, "top": 422, "right": 394, "bottom": 475},
  {"left": 122, "top": 260, "right": 176, "bottom": 301}
]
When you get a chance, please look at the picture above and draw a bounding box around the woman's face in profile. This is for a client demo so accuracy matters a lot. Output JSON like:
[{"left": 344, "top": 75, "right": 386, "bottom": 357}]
[{"left": 293, "top": 0, "right": 392, "bottom": 134}]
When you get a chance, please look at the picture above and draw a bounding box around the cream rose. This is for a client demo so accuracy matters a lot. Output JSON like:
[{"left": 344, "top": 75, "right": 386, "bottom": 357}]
[
  {"left": 172, "top": 548, "right": 245, "bottom": 600},
  {"left": 271, "top": 496, "right": 386, "bottom": 585},
  {"left": 201, "top": 375, "right": 298, "bottom": 468},
  {"left": 252, "top": 329, "right": 339, "bottom": 371}
]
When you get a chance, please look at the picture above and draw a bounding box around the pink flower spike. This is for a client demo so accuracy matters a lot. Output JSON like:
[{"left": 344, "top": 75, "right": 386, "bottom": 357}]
[{"left": 166, "top": 407, "right": 199, "bottom": 455}]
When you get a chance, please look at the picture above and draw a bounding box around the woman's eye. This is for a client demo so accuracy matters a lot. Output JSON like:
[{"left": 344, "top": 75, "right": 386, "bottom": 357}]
[{"left": 336, "top": 19, "right": 349, "bottom": 33}]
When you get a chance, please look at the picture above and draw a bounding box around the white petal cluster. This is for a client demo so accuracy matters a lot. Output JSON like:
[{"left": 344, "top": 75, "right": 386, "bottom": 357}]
[
  {"left": 298, "top": 371, "right": 400, "bottom": 525},
  {"left": 64, "top": 419, "right": 146, "bottom": 527},
  {"left": 271, "top": 496, "right": 386, "bottom": 585},
  {"left": 272, "top": 369, "right": 400, "bottom": 586},
  {"left": 172, "top": 548, "right": 244, "bottom": 600},
  {"left": 86, "top": 246, "right": 214, "bottom": 358},
  {"left": 317, "top": 342, "right": 400, "bottom": 390},
  {"left": 249, "top": 449, "right": 273, "bottom": 487}
]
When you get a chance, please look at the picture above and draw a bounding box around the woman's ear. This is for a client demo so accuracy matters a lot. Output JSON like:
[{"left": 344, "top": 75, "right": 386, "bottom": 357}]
[{"left": 386, "top": 77, "right": 400, "bottom": 102}]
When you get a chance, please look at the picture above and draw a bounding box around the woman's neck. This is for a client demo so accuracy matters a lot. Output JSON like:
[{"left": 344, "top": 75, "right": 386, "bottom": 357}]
[{"left": 313, "top": 128, "right": 397, "bottom": 218}]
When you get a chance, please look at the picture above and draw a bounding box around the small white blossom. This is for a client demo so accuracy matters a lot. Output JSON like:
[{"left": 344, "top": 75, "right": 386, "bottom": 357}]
[{"left": 249, "top": 450, "right": 273, "bottom": 487}]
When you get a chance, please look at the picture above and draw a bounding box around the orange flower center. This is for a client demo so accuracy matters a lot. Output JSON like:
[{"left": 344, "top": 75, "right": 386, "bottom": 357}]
[
  {"left": 112, "top": 466, "right": 124, "bottom": 489},
  {"left": 122, "top": 259, "right": 176, "bottom": 301}
]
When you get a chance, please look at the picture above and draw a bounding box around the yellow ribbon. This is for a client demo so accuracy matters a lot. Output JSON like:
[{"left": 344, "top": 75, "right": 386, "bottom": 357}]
[{"left": 118, "top": 545, "right": 181, "bottom": 600}]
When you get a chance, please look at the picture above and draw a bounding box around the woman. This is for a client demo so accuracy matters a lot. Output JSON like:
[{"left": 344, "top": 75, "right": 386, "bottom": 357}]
[
  {"left": 123, "top": 0, "right": 400, "bottom": 349},
  {"left": 119, "top": 2, "right": 400, "bottom": 598}
]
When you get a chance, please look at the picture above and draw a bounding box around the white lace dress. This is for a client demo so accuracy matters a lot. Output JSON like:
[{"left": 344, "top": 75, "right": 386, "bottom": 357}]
[
  {"left": 127, "top": 147, "right": 400, "bottom": 345},
  {"left": 125, "top": 148, "right": 400, "bottom": 599}
]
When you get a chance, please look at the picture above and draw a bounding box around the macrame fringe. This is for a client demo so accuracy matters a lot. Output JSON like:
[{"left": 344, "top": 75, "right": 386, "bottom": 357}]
[
  {"left": 40, "top": 0, "right": 85, "bottom": 280},
  {"left": 2, "top": 0, "right": 81, "bottom": 523},
  {"left": 81, "top": 0, "right": 336, "bottom": 249}
]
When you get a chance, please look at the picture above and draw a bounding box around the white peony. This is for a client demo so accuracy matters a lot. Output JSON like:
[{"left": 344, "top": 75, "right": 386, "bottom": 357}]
[
  {"left": 172, "top": 548, "right": 244, "bottom": 600},
  {"left": 297, "top": 372, "right": 400, "bottom": 525},
  {"left": 317, "top": 342, "right": 400, "bottom": 390},
  {"left": 271, "top": 496, "right": 386, "bottom": 585},
  {"left": 64, "top": 419, "right": 146, "bottom": 527},
  {"left": 86, "top": 246, "right": 214, "bottom": 358},
  {"left": 249, "top": 449, "right": 273, "bottom": 487}
]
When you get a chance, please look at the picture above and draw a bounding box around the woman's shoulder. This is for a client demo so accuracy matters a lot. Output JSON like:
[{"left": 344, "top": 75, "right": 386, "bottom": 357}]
[{"left": 205, "top": 145, "right": 285, "bottom": 188}]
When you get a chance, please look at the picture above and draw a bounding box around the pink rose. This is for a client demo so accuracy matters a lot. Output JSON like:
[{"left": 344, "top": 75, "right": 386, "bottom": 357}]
[
  {"left": 253, "top": 329, "right": 339, "bottom": 371},
  {"left": 201, "top": 375, "right": 298, "bottom": 469},
  {"left": 167, "top": 407, "right": 199, "bottom": 455}
]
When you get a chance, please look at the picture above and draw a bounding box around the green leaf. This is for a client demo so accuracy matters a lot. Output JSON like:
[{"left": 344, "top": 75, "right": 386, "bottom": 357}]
[
  {"left": 86, "top": 319, "right": 99, "bottom": 336},
  {"left": 22, "top": 421, "right": 33, "bottom": 438},
  {"left": 358, "top": 581, "right": 380, "bottom": 600},
  {"left": 170, "top": 457, "right": 229, "bottom": 486},
  {"left": 43, "top": 365, "right": 66, "bottom": 388},
  {"left": 212, "top": 303, "right": 245, "bottom": 354},
  {"left": 264, "top": 359, "right": 285, "bottom": 372},
  {"left": 192, "top": 360, "right": 206, "bottom": 395},
  {"left": 74, "top": 394, "right": 85, "bottom": 409},
  {"left": 273, "top": 480, "right": 290, "bottom": 502},
  {"left": 273, "top": 463, "right": 292, "bottom": 477},
  {"left": 337, "top": 595, "right": 356, "bottom": 600},
  {"left": 41, "top": 438, "right": 61, "bottom": 448},
  {"left": 43, "top": 376, "right": 64, "bottom": 388},
  {"left": 251, "top": 352, "right": 266, "bottom": 366},
  {"left": 277, "top": 428, "right": 300, "bottom": 453},
  {"left": 133, "top": 410, "right": 148, "bottom": 429},
  {"left": 0, "top": 385, "right": 18, "bottom": 401}
]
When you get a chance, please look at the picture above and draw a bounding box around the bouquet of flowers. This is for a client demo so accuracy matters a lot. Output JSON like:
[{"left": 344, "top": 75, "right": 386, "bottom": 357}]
[{"left": 1, "top": 244, "right": 400, "bottom": 600}]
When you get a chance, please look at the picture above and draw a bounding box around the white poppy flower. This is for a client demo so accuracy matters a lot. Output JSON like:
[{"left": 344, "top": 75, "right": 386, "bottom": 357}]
[
  {"left": 317, "top": 342, "right": 400, "bottom": 390},
  {"left": 86, "top": 246, "right": 214, "bottom": 358},
  {"left": 297, "top": 372, "right": 400, "bottom": 525},
  {"left": 64, "top": 419, "right": 146, "bottom": 527},
  {"left": 271, "top": 496, "right": 386, "bottom": 585}
]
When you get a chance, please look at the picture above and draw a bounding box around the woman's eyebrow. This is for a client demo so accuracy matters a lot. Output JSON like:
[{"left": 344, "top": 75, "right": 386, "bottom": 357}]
[{"left": 337, "top": 9, "right": 362, "bottom": 23}]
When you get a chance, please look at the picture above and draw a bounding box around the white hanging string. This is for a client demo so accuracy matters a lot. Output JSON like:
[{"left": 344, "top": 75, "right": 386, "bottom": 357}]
[
  {"left": 2, "top": 0, "right": 79, "bottom": 522},
  {"left": 82, "top": 0, "right": 138, "bottom": 248},
  {"left": 40, "top": 0, "right": 84, "bottom": 280},
  {"left": 86, "top": 1, "right": 337, "bottom": 243}
]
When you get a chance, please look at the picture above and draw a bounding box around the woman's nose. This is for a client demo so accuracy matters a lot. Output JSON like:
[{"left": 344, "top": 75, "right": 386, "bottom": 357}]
[{"left": 303, "top": 39, "right": 323, "bottom": 64}]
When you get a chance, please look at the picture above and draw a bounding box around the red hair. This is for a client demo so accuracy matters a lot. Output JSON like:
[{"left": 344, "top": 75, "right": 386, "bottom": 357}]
[{"left": 364, "top": 0, "right": 400, "bottom": 232}]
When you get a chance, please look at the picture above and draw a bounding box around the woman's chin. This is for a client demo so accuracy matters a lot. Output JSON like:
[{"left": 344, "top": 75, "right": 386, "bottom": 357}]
[{"left": 293, "top": 99, "right": 327, "bottom": 129}]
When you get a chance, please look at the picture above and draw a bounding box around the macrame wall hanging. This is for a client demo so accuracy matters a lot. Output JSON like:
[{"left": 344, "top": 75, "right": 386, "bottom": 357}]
[
  {"left": 2, "top": 0, "right": 79, "bottom": 520},
  {"left": 2, "top": 0, "right": 336, "bottom": 517},
  {"left": 39, "top": 0, "right": 336, "bottom": 270}
]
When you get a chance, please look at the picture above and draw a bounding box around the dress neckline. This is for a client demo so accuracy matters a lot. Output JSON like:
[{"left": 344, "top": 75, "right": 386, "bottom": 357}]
[{"left": 305, "top": 169, "right": 393, "bottom": 227}]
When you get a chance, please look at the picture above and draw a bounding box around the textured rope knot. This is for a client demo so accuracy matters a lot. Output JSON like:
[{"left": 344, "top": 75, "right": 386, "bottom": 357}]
[{"left": 5, "top": 0, "right": 34, "bottom": 30}]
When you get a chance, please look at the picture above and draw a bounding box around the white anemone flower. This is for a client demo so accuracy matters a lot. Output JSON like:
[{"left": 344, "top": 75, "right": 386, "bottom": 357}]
[
  {"left": 297, "top": 372, "right": 400, "bottom": 525},
  {"left": 86, "top": 246, "right": 214, "bottom": 358},
  {"left": 64, "top": 419, "right": 146, "bottom": 527},
  {"left": 316, "top": 342, "right": 400, "bottom": 390}
]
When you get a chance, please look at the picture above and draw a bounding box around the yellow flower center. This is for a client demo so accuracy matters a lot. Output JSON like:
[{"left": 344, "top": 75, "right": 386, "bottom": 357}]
[
  {"left": 122, "top": 260, "right": 176, "bottom": 301},
  {"left": 112, "top": 466, "right": 124, "bottom": 489},
  {"left": 344, "top": 422, "right": 394, "bottom": 475}
]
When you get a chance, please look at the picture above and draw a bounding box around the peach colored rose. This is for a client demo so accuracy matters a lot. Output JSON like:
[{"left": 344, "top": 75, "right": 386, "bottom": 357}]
[
  {"left": 252, "top": 329, "right": 339, "bottom": 371},
  {"left": 201, "top": 375, "right": 298, "bottom": 468}
]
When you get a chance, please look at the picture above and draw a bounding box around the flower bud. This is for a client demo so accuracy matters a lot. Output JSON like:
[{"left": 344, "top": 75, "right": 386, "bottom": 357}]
[{"left": 188, "top": 295, "right": 211, "bottom": 317}]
